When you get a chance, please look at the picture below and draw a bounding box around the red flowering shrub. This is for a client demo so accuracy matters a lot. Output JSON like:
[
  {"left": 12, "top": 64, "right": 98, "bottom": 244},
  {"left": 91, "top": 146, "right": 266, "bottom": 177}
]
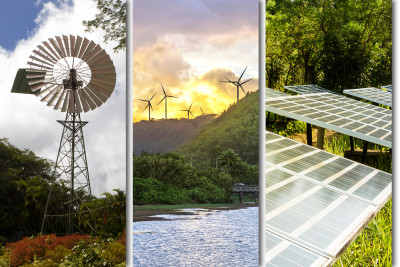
[
  {"left": 117, "top": 229, "right": 126, "bottom": 245},
  {"left": 6, "top": 234, "right": 89, "bottom": 266}
]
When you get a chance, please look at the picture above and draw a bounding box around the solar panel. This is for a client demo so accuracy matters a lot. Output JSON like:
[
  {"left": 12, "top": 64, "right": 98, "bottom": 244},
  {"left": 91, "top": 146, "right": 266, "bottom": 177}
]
[
  {"left": 284, "top": 84, "right": 332, "bottom": 95},
  {"left": 266, "top": 93, "right": 392, "bottom": 148},
  {"left": 266, "top": 87, "right": 288, "bottom": 98},
  {"left": 343, "top": 87, "right": 392, "bottom": 107},
  {"left": 381, "top": 85, "right": 392, "bottom": 92},
  {"left": 265, "top": 131, "right": 392, "bottom": 265}
]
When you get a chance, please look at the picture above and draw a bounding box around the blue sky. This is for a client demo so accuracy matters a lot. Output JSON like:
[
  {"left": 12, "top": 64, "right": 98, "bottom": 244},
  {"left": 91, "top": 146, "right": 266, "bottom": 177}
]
[{"left": 0, "top": 1, "right": 67, "bottom": 50}]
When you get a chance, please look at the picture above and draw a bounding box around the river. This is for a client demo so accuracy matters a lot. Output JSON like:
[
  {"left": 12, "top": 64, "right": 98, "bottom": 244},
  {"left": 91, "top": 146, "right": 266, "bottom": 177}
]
[{"left": 133, "top": 207, "right": 258, "bottom": 266}]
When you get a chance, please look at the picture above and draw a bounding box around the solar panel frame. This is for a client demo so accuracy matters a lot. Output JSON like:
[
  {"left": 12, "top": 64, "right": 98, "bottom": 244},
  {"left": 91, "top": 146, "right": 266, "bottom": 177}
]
[
  {"left": 265, "top": 131, "right": 392, "bottom": 266},
  {"left": 266, "top": 93, "right": 392, "bottom": 148},
  {"left": 381, "top": 85, "right": 392, "bottom": 92},
  {"left": 266, "top": 87, "right": 288, "bottom": 98},
  {"left": 284, "top": 84, "right": 333, "bottom": 95},
  {"left": 343, "top": 87, "right": 392, "bottom": 107}
]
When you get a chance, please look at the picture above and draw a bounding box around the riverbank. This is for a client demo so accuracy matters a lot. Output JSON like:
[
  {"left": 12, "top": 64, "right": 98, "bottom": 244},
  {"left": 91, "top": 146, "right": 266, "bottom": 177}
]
[{"left": 133, "top": 203, "right": 258, "bottom": 222}]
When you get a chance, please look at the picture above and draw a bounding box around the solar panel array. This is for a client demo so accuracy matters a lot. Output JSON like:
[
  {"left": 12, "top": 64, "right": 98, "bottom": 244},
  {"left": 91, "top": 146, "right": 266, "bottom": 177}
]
[
  {"left": 265, "top": 93, "right": 392, "bottom": 148},
  {"left": 265, "top": 131, "right": 392, "bottom": 266},
  {"left": 381, "top": 85, "right": 392, "bottom": 92},
  {"left": 284, "top": 84, "right": 332, "bottom": 95},
  {"left": 343, "top": 87, "right": 392, "bottom": 107},
  {"left": 266, "top": 87, "right": 288, "bottom": 98}
]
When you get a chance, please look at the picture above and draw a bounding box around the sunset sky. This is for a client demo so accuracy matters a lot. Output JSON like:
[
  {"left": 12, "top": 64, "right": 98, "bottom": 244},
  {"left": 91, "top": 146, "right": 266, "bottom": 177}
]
[{"left": 133, "top": 0, "right": 259, "bottom": 122}]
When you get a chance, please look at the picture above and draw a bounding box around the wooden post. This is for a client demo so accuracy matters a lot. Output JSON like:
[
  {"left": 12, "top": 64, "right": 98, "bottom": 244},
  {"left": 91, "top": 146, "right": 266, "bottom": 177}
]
[
  {"left": 316, "top": 127, "right": 325, "bottom": 149},
  {"left": 361, "top": 141, "right": 368, "bottom": 163},
  {"left": 350, "top": 136, "right": 355, "bottom": 151},
  {"left": 239, "top": 191, "right": 243, "bottom": 204},
  {"left": 306, "top": 123, "right": 312, "bottom": 146}
]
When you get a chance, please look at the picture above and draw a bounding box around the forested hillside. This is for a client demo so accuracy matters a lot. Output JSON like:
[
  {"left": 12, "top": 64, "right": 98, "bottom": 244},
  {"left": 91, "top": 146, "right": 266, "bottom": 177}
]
[
  {"left": 176, "top": 91, "right": 259, "bottom": 169},
  {"left": 133, "top": 115, "right": 216, "bottom": 155}
]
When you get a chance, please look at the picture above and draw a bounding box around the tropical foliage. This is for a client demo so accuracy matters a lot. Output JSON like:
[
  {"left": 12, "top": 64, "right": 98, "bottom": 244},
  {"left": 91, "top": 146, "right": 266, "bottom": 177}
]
[
  {"left": 176, "top": 91, "right": 259, "bottom": 168},
  {"left": 266, "top": 0, "right": 391, "bottom": 91},
  {"left": 0, "top": 232, "right": 125, "bottom": 266}
]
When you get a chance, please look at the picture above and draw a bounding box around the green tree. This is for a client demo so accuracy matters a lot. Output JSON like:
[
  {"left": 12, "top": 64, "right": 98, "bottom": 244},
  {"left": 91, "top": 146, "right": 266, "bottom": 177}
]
[{"left": 83, "top": 0, "right": 126, "bottom": 52}]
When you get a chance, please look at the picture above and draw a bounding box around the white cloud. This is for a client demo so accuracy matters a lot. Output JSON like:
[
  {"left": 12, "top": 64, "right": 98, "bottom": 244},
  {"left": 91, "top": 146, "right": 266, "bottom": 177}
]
[{"left": 0, "top": 0, "right": 126, "bottom": 197}]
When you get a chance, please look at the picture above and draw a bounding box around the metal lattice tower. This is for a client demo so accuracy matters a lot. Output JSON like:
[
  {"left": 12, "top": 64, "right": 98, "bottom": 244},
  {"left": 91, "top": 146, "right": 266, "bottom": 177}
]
[
  {"left": 11, "top": 35, "right": 116, "bottom": 235},
  {"left": 41, "top": 81, "right": 93, "bottom": 235}
]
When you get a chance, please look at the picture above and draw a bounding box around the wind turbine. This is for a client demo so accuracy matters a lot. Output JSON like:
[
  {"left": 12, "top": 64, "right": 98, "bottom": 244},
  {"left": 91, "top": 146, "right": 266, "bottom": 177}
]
[
  {"left": 220, "top": 66, "right": 252, "bottom": 103},
  {"left": 181, "top": 103, "right": 194, "bottom": 119},
  {"left": 157, "top": 84, "right": 177, "bottom": 119},
  {"left": 199, "top": 105, "right": 208, "bottom": 116},
  {"left": 138, "top": 92, "right": 156, "bottom": 121}
]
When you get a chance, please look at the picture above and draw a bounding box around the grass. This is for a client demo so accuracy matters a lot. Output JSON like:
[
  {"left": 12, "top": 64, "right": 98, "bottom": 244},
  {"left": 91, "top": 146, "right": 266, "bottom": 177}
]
[{"left": 325, "top": 134, "right": 392, "bottom": 266}]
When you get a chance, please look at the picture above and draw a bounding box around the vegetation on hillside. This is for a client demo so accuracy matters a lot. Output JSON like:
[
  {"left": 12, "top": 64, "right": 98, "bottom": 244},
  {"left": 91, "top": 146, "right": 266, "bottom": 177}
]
[
  {"left": 133, "top": 115, "right": 215, "bottom": 155},
  {"left": 133, "top": 91, "right": 259, "bottom": 205},
  {"left": 176, "top": 91, "right": 259, "bottom": 168}
]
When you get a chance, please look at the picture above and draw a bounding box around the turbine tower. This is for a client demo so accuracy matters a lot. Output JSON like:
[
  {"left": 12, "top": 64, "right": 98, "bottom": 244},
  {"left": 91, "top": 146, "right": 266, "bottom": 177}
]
[
  {"left": 12, "top": 35, "right": 116, "bottom": 235},
  {"left": 180, "top": 103, "right": 194, "bottom": 119},
  {"left": 220, "top": 66, "right": 252, "bottom": 103},
  {"left": 138, "top": 92, "right": 156, "bottom": 121},
  {"left": 157, "top": 84, "right": 177, "bottom": 119}
]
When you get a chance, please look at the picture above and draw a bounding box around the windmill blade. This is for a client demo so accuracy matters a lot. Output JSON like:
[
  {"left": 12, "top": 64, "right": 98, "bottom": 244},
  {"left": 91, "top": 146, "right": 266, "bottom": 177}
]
[
  {"left": 150, "top": 92, "right": 157, "bottom": 101},
  {"left": 62, "top": 35, "right": 70, "bottom": 57},
  {"left": 161, "top": 84, "right": 166, "bottom": 96},
  {"left": 189, "top": 110, "right": 194, "bottom": 118},
  {"left": 143, "top": 103, "right": 150, "bottom": 111},
  {"left": 138, "top": 99, "right": 148, "bottom": 102},
  {"left": 238, "top": 66, "right": 248, "bottom": 82},
  {"left": 189, "top": 102, "right": 193, "bottom": 110},
  {"left": 69, "top": 35, "right": 76, "bottom": 57},
  {"left": 240, "top": 84, "right": 246, "bottom": 94},
  {"left": 240, "top": 78, "right": 252, "bottom": 85},
  {"left": 168, "top": 95, "right": 178, "bottom": 98},
  {"left": 158, "top": 96, "right": 166, "bottom": 105}
]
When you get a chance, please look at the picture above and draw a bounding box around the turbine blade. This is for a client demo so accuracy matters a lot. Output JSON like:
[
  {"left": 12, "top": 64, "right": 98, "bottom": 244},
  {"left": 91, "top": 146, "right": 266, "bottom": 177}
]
[
  {"left": 138, "top": 99, "right": 147, "bottom": 102},
  {"left": 158, "top": 96, "right": 166, "bottom": 105},
  {"left": 240, "top": 85, "right": 246, "bottom": 94},
  {"left": 240, "top": 78, "right": 252, "bottom": 85},
  {"left": 238, "top": 66, "right": 248, "bottom": 82},
  {"left": 150, "top": 92, "right": 157, "bottom": 100},
  {"left": 161, "top": 84, "right": 166, "bottom": 96},
  {"left": 189, "top": 102, "right": 192, "bottom": 110}
]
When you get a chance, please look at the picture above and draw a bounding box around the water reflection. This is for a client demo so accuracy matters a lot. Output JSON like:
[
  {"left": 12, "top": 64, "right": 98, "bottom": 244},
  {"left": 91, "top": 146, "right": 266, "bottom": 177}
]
[{"left": 133, "top": 207, "right": 258, "bottom": 266}]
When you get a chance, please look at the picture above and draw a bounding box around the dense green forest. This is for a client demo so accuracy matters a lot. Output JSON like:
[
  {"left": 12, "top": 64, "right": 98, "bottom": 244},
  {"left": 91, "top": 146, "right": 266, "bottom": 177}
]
[
  {"left": 133, "top": 114, "right": 215, "bottom": 155},
  {"left": 0, "top": 138, "right": 125, "bottom": 244},
  {"left": 266, "top": 0, "right": 391, "bottom": 92}
]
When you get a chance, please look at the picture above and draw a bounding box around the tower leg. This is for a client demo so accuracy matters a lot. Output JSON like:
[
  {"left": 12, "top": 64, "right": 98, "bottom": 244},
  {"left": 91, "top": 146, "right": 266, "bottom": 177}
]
[{"left": 41, "top": 112, "right": 93, "bottom": 235}]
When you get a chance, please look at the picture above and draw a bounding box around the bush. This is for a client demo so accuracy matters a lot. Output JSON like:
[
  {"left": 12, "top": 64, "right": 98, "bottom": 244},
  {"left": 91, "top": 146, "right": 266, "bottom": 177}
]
[{"left": 6, "top": 234, "right": 89, "bottom": 266}]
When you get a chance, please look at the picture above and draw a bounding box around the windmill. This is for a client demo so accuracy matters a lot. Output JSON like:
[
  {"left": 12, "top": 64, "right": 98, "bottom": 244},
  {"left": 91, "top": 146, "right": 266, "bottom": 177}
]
[
  {"left": 181, "top": 103, "right": 194, "bottom": 119},
  {"left": 199, "top": 105, "right": 208, "bottom": 116},
  {"left": 11, "top": 35, "right": 116, "bottom": 235},
  {"left": 157, "top": 84, "right": 177, "bottom": 119},
  {"left": 138, "top": 92, "right": 156, "bottom": 121},
  {"left": 220, "top": 66, "right": 252, "bottom": 103}
]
